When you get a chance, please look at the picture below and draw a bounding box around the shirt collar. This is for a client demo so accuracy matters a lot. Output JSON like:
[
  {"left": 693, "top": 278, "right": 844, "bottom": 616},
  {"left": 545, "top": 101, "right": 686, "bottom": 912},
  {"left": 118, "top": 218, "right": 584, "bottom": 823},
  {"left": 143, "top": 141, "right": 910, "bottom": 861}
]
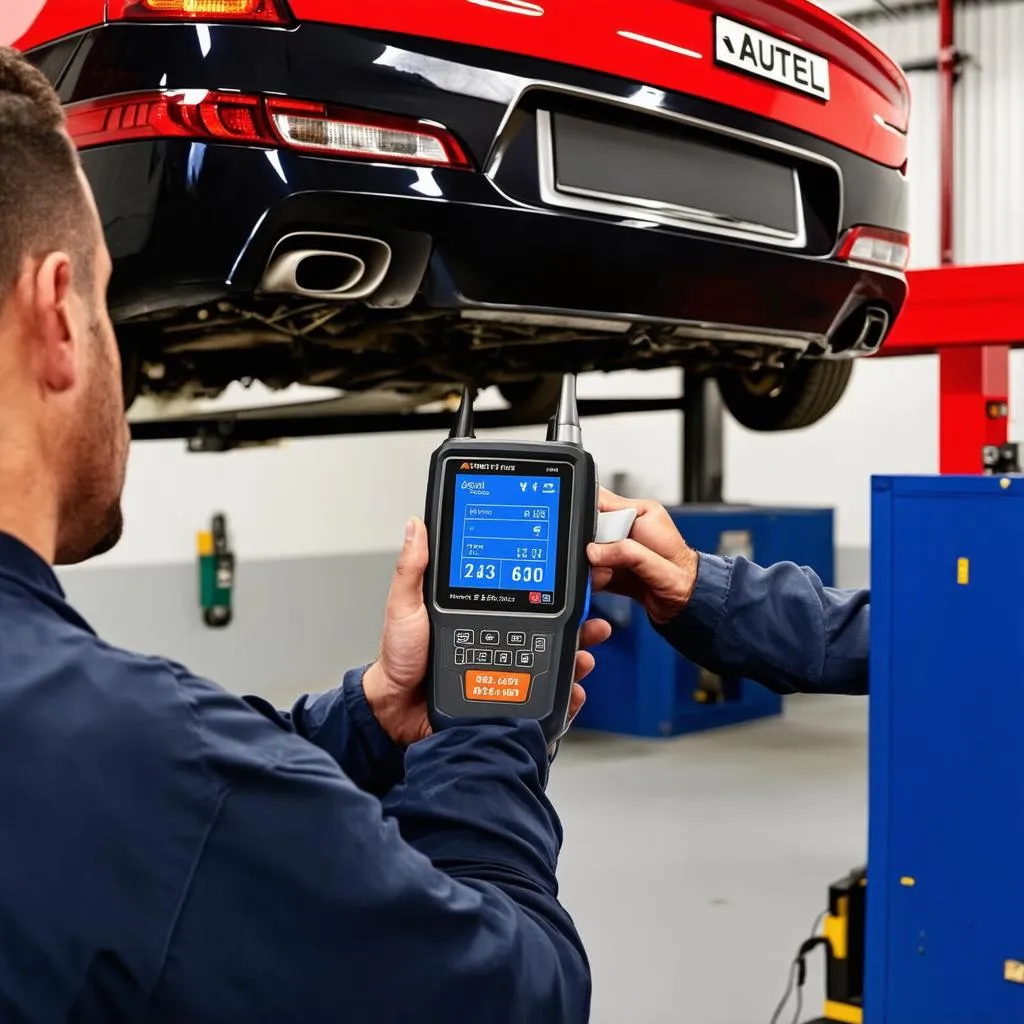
[{"left": 0, "top": 531, "right": 65, "bottom": 598}]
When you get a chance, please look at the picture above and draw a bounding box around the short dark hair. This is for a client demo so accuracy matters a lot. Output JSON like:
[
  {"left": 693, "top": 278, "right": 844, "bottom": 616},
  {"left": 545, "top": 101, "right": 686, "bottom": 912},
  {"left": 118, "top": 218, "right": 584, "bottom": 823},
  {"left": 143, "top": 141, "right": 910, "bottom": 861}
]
[{"left": 0, "top": 47, "right": 96, "bottom": 304}]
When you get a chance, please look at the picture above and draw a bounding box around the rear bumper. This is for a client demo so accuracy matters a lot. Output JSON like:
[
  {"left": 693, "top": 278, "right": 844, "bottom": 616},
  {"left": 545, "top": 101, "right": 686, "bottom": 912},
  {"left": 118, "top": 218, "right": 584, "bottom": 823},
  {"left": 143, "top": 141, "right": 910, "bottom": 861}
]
[
  {"left": 59, "top": 21, "right": 908, "bottom": 349},
  {"left": 82, "top": 139, "right": 903, "bottom": 350}
]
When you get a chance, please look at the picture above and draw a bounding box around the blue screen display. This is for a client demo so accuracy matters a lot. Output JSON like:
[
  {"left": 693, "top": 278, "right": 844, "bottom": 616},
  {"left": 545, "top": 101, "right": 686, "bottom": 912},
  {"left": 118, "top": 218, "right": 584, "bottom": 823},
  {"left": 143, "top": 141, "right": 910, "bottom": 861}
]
[{"left": 449, "top": 473, "right": 560, "bottom": 602}]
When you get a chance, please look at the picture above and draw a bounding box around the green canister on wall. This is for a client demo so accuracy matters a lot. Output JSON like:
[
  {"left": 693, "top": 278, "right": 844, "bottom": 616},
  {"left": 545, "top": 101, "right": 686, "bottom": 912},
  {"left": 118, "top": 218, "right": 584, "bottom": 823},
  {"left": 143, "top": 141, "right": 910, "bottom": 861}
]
[{"left": 197, "top": 513, "right": 234, "bottom": 628}]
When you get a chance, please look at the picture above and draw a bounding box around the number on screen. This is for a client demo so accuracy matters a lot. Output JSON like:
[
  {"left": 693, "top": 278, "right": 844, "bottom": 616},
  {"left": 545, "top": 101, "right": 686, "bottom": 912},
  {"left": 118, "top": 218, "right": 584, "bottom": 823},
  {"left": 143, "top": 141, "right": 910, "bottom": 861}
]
[{"left": 511, "top": 566, "right": 544, "bottom": 584}]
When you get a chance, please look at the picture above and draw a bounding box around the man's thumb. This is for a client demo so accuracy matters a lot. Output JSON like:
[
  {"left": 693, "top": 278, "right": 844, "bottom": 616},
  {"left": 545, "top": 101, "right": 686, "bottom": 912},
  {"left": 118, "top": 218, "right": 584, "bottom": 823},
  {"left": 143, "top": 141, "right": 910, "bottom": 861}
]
[{"left": 388, "top": 518, "right": 429, "bottom": 617}]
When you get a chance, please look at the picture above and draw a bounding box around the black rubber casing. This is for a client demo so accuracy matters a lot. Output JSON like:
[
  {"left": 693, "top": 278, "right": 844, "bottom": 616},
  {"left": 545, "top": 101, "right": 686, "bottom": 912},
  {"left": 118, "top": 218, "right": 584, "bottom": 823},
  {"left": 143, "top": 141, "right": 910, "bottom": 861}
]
[{"left": 424, "top": 438, "right": 597, "bottom": 745}]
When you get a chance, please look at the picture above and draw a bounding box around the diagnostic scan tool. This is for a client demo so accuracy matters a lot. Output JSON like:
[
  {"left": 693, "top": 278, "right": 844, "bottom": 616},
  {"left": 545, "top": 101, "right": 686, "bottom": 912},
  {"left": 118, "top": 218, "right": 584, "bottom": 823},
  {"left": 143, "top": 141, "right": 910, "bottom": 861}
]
[{"left": 424, "top": 375, "right": 633, "bottom": 746}]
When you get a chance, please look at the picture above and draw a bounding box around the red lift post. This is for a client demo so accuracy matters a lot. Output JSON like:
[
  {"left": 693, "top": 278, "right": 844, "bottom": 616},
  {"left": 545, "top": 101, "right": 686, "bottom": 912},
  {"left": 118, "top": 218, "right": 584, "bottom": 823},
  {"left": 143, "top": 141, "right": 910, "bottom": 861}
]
[
  {"left": 878, "top": 0, "right": 1020, "bottom": 475},
  {"left": 880, "top": 263, "right": 1023, "bottom": 472}
]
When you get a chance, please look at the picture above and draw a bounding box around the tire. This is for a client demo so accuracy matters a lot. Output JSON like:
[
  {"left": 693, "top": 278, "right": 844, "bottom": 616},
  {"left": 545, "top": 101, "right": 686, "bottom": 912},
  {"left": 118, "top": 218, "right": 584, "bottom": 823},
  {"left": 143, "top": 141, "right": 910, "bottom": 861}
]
[
  {"left": 717, "top": 359, "right": 854, "bottom": 432},
  {"left": 498, "top": 376, "right": 563, "bottom": 424}
]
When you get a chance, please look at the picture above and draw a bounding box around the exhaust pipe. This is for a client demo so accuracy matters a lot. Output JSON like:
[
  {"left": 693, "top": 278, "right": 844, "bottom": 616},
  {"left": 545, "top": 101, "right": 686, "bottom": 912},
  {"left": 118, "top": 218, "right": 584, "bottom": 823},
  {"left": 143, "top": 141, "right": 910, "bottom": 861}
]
[
  {"left": 260, "top": 232, "right": 392, "bottom": 301},
  {"left": 851, "top": 306, "right": 890, "bottom": 354},
  {"left": 829, "top": 304, "right": 891, "bottom": 356},
  {"left": 264, "top": 251, "right": 366, "bottom": 296}
]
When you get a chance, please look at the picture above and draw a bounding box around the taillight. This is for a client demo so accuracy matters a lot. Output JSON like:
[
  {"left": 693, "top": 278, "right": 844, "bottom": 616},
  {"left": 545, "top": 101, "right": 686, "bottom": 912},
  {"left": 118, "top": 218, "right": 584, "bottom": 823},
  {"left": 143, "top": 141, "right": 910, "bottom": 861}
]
[
  {"left": 107, "top": 0, "right": 291, "bottom": 25},
  {"left": 64, "top": 91, "right": 472, "bottom": 169},
  {"left": 837, "top": 226, "right": 910, "bottom": 272},
  {"left": 266, "top": 98, "right": 471, "bottom": 169},
  {"left": 65, "top": 91, "right": 271, "bottom": 147}
]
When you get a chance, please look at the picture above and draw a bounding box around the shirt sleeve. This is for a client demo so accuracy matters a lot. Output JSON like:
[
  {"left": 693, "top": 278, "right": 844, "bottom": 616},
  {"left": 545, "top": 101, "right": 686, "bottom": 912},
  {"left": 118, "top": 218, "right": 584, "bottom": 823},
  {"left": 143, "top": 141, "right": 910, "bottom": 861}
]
[
  {"left": 147, "top": 673, "right": 590, "bottom": 1024},
  {"left": 242, "top": 666, "right": 406, "bottom": 797},
  {"left": 654, "top": 553, "right": 870, "bottom": 696}
]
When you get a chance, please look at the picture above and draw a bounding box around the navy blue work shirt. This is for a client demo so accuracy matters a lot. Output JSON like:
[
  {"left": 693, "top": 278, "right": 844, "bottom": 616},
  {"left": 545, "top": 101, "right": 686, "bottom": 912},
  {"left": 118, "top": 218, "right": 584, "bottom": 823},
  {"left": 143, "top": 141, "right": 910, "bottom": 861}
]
[
  {"left": 0, "top": 533, "right": 589, "bottom": 1023},
  {"left": 658, "top": 553, "right": 871, "bottom": 696}
]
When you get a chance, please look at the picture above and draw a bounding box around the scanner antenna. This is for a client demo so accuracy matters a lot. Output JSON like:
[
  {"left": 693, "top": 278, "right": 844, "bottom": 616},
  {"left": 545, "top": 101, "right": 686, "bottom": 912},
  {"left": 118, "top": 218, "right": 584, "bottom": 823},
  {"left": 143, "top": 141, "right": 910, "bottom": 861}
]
[
  {"left": 549, "top": 373, "right": 582, "bottom": 446},
  {"left": 449, "top": 384, "right": 477, "bottom": 439}
]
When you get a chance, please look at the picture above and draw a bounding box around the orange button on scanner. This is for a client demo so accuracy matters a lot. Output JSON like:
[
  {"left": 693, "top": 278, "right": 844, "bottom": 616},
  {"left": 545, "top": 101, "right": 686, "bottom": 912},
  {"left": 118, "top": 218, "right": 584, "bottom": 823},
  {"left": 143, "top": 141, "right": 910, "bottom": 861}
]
[{"left": 464, "top": 671, "right": 531, "bottom": 704}]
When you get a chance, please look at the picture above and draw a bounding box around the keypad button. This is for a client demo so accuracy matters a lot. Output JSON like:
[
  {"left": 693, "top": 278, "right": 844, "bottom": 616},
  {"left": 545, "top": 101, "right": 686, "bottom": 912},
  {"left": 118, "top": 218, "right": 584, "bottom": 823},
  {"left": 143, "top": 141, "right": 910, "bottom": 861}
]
[
  {"left": 480, "top": 630, "right": 500, "bottom": 646},
  {"left": 454, "top": 647, "right": 466, "bottom": 666},
  {"left": 516, "top": 651, "right": 535, "bottom": 669},
  {"left": 533, "top": 636, "right": 547, "bottom": 654},
  {"left": 494, "top": 650, "right": 513, "bottom": 667},
  {"left": 474, "top": 650, "right": 493, "bottom": 666},
  {"left": 454, "top": 629, "right": 474, "bottom": 646},
  {"left": 507, "top": 631, "right": 527, "bottom": 647}
]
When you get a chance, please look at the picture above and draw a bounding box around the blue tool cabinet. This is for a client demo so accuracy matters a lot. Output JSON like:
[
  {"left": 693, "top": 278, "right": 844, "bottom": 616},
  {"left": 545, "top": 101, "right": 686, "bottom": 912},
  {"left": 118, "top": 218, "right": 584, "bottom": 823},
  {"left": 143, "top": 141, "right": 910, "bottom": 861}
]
[
  {"left": 867, "top": 475, "right": 1024, "bottom": 1023},
  {"left": 574, "top": 504, "right": 834, "bottom": 738}
]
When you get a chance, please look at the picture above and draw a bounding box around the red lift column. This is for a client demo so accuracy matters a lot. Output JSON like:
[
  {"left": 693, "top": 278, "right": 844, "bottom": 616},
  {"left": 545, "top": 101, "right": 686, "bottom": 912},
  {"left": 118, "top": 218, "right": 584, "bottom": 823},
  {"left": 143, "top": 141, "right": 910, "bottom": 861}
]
[
  {"left": 929, "top": 0, "right": 1011, "bottom": 475},
  {"left": 938, "top": 347, "right": 1009, "bottom": 473}
]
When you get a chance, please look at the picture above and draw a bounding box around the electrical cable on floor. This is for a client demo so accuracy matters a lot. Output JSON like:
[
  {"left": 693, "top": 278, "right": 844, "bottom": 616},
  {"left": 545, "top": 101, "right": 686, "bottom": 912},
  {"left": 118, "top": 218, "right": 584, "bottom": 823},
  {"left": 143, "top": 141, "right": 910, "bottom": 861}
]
[
  {"left": 768, "top": 910, "right": 828, "bottom": 1024},
  {"left": 769, "top": 959, "right": 798, "bottom": 1024}
]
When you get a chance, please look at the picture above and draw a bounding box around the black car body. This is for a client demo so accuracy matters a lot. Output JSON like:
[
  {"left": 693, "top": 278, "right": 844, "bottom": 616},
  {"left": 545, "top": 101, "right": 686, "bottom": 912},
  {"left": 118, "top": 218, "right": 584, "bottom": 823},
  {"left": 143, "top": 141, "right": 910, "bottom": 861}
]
[{"left": 17, "top": 0, "right": 911, "bottom": 431}]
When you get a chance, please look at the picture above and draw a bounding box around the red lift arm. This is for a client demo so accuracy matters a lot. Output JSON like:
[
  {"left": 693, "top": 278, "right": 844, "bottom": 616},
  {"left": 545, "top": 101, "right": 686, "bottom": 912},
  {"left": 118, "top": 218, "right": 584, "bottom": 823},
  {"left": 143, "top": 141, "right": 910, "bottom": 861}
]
[
  {"left": 879, "top": 263, "right": 1023, "bottom": 473},
  {"left": 882, "top": 264, "right": 1024, "bottom": 355},
  {"left": 872, "top": 0, "right": 1021, "bottom": 475}
]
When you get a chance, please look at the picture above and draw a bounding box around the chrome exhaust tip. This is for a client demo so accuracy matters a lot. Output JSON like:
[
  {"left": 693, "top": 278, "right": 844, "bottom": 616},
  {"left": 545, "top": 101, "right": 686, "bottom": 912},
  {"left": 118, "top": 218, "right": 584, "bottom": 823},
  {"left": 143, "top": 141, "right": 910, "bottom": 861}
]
[
  {"left": 852, "top": 306, "right": 891, "bottom": 354},
  {"left": 259, "top": 232, "right": 392, "bottom": 301},
  {"left": 829, "top": 304, "right": 892, "bottom": 356},
  {"left": 263, "top": 251, "right": 367, "bottom": 296}
]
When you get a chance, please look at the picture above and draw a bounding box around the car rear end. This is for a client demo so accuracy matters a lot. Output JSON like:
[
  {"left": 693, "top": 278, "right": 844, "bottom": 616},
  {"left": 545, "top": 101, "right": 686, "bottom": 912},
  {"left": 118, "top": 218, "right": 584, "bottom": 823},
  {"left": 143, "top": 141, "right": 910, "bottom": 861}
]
[{"left": 20, "top": 0, "right": 910, "bottom": 396}]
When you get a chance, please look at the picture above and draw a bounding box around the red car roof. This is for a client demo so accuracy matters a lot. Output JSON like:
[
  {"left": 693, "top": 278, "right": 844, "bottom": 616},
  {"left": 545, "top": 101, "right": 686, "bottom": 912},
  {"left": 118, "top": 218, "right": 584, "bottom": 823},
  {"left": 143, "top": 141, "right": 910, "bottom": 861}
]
[
  {"left": 288, "top": 0, "right": 909, "bottom": 167},
  {"left": 12, "top": 0, "right": 908, "bottom": 168},
  {"left": 8, "top": 0, "right": 102, "bottom": 53}
]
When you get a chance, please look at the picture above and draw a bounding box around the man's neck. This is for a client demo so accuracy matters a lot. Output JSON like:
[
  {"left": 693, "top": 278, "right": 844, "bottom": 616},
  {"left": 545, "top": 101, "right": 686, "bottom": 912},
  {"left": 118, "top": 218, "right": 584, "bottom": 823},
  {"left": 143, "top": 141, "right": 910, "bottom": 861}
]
[{"left": 0, "top": 457, "right": 59, "bottom": 565}]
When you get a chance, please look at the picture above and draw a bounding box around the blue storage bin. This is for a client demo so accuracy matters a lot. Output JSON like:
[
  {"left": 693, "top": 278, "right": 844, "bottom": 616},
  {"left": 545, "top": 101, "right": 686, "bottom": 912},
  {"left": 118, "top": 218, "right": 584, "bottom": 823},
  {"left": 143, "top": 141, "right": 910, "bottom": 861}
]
[{"left": 866, "top": 475, "right": 1024, "bottom": 1023}]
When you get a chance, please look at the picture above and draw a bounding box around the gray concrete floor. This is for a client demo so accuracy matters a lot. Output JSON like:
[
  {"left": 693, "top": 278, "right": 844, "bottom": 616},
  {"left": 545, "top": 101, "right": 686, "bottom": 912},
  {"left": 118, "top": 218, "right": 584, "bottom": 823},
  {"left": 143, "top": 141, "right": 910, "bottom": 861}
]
[{"left": 550, "top": 695, "right": 869, "bottom": 1024}]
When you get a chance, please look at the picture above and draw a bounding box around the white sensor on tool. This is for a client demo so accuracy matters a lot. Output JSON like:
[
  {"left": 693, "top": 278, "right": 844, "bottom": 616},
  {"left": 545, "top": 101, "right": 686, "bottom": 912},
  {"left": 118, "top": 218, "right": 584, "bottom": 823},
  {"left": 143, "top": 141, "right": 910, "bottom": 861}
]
[{"left": 594, "top": 508, "right": 638, "bottom": 544}]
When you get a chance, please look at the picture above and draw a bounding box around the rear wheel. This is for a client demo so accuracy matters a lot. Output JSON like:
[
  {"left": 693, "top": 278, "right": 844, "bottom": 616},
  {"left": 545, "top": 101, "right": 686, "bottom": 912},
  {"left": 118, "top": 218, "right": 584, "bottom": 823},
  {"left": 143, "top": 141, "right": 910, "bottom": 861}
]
[{"left": 717, "top": 359, "right": 854, "bottom": 432}]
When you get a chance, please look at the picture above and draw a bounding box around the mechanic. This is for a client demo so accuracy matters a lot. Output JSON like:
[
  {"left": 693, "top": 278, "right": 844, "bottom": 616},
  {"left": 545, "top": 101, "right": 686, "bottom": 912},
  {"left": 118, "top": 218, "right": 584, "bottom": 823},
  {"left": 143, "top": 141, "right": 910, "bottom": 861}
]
[
  {"left": 0, "top": 47, "right": 610, "bottom": 1023},
  {"left": 587, "top": 489, "right": 869, "bottom": 696}
]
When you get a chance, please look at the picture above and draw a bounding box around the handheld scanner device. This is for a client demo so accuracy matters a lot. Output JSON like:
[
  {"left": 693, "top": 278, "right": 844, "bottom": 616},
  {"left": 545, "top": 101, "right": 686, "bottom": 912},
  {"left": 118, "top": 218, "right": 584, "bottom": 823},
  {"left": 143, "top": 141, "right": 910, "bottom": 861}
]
[{"left": 424, "top": 375, "right": 597, "bottom": 746}]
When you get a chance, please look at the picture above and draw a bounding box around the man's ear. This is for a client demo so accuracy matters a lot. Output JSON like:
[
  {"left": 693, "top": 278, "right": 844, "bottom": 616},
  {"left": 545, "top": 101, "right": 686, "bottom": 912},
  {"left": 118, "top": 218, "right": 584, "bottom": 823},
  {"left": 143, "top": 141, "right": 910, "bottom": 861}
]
[{"left": 30, "top": 251, "right": 79, "bottom": 394}]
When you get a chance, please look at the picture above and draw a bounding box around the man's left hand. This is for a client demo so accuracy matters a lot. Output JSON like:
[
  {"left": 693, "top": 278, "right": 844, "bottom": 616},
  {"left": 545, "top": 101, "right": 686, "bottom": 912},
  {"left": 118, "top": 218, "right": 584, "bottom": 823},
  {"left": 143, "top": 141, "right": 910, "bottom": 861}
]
[{"left": 363, "top": 517, "right": 612, "bottom": 747}]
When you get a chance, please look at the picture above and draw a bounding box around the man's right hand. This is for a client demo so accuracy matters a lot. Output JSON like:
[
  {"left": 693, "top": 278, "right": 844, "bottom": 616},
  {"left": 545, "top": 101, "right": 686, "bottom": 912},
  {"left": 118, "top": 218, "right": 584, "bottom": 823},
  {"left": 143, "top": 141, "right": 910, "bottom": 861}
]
[
  {"left": 587, "top": 489, "right": 699, "bottom": 625},
  {"left": 365, "top": 518, "right": 611, "bottom": 748}
]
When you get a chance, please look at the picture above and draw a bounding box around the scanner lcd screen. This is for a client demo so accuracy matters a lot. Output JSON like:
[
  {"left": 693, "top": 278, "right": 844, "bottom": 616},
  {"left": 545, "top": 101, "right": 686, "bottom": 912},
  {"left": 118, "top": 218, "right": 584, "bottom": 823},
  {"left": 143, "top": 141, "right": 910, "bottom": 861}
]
[{"left": 435, "top": 458, "right": 573, "bottom": 615}]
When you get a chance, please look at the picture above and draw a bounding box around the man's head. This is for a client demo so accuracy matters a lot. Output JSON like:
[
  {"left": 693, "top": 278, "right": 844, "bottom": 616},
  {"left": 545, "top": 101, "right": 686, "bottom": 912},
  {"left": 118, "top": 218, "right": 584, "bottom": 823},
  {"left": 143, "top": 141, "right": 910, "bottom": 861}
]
[{"left": 0, "top": 47, "right": 128, "bottom": 565}]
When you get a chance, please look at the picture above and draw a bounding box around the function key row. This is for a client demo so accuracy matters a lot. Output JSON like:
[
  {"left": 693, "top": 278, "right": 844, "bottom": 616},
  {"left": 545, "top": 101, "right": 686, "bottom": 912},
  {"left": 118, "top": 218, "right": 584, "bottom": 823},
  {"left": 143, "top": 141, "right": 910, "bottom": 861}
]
[
  {"left": 456, "top": 648, "right": 535, "bottom": 668},
  {"left": 454, "top": 630, "right": 546, "bottom": 653}
]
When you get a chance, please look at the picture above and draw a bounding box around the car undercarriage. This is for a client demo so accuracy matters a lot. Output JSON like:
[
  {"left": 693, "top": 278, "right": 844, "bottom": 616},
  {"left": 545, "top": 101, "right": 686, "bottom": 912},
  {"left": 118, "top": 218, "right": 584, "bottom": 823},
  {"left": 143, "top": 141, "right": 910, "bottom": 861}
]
[{"left": 119, "top": 295, "right": 847, "bottom": 420}]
